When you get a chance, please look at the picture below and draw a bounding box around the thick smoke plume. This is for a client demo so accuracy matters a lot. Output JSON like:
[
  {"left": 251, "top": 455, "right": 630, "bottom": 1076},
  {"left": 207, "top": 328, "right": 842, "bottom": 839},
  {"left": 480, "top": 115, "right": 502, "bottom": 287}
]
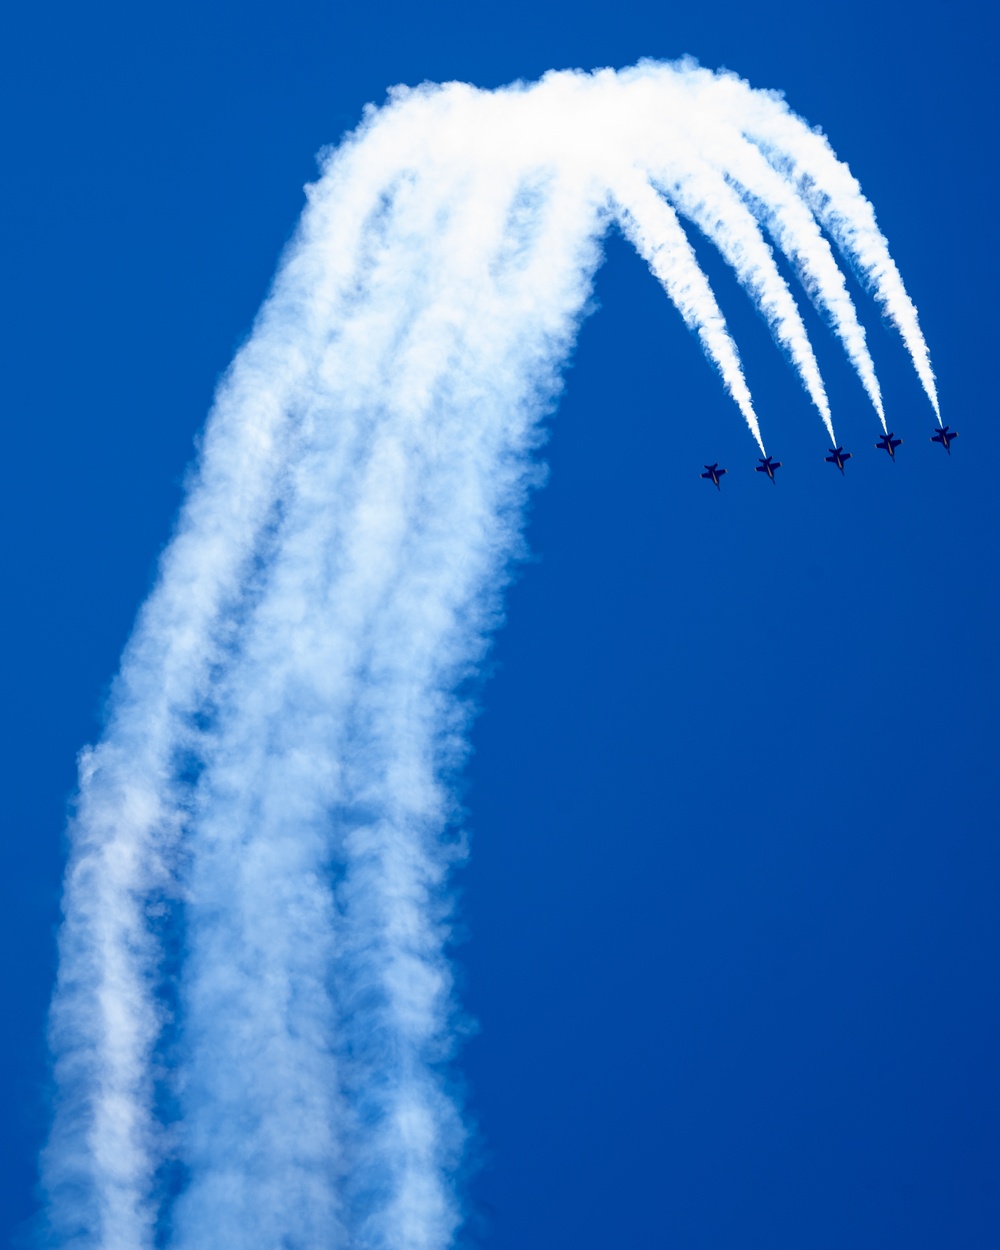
[{"left": 42, "top": 61, "right": 936, "bottom": 1250}]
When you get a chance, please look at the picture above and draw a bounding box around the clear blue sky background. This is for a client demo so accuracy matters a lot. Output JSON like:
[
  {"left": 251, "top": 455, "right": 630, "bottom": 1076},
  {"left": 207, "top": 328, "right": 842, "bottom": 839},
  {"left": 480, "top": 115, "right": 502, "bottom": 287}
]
[{"left": 2, "top": 1, "right": 996, "bottom": 1246}]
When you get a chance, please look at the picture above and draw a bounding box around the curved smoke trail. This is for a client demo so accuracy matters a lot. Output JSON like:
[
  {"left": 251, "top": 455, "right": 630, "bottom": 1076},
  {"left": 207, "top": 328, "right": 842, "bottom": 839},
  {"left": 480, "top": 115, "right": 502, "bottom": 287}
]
[{"left": 42, "top": 61, "right": 936, "bottom": 1250}]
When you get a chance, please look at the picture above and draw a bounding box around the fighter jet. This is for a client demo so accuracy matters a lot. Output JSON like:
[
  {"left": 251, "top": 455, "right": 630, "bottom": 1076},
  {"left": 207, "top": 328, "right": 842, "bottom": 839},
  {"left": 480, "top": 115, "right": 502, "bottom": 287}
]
[
  {"left": 700, "top": 463, "right": 727, "bottom": 491},
  {"left": 755, "top": 455, "right": 781, "bottom": 482},
  {"left": 825, "top": 446, "right": 852, "bottom": 475},
  {"left": 931, "top": 425, "right": 958, "bottom": 454},
  {"left": 876, "top": 432, "right": 903, "bottom": 460}
]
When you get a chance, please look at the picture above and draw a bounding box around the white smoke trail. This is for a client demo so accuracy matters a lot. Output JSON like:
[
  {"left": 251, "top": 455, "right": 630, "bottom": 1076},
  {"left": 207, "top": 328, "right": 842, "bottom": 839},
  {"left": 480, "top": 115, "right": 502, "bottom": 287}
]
[
  {"left": 705, "top": 138, "right": 887, "bottom": 428},
  {"left": 612, "top": 169, "right": 765, "bottom": 449},
  {"left": 657, "top": 162, "right": 835, "bottom": 440},
  {"left": 42, "top": 61, "right": 936, "bottom": 1250},
  {"left": 692, "top": 65, "right": 940, "bottom": 420}
]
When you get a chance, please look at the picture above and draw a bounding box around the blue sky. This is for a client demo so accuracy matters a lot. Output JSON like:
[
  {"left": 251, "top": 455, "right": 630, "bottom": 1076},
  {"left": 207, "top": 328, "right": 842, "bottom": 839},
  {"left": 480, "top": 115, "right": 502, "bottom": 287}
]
[{"left": 2, "top": 1, "right": 997, "bottom": 1247}]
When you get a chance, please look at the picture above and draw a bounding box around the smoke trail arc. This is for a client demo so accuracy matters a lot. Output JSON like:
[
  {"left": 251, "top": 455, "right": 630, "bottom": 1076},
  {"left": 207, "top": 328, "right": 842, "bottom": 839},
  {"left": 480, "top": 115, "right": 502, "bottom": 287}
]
[{"left": 42, "top": 61, "right": 937, "bottom": 1250}]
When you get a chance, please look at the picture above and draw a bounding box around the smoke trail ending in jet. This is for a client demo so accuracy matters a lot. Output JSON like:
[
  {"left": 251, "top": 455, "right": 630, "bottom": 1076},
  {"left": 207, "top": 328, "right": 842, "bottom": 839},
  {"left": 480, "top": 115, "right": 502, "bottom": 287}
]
[{"left": 41, "top": 60, "right": 937, "bottom": 1250}]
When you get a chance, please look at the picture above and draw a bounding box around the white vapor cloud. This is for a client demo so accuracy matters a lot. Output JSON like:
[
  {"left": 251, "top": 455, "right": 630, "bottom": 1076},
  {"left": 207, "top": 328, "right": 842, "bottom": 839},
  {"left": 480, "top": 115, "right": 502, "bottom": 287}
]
[
  {"left": 42, "top": 61, "right": 936, "bottom": 1249},
  {"left": 694, "top": 65, "right": 940, "bottom": 420}
]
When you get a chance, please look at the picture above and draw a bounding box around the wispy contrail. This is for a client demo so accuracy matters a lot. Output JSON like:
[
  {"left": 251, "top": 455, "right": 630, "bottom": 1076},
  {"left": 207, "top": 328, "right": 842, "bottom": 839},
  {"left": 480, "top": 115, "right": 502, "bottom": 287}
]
[
  {"left": 693, "top": 64, "right": 940, "bottom": 420},
  {"left": 42, "top": 61, "right": 935, "bottom": 1249}
]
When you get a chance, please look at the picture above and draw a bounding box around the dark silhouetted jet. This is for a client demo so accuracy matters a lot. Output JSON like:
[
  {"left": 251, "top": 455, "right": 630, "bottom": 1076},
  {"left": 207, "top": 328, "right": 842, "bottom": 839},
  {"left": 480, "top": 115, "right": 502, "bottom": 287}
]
[
  {"left": 825, "top": 446, "right": 852, "bottom": 474},
  {"left": 876, "top": 432, "right": 903, "bottom": 460},
  {"left": 755, "top": 455, "right": 781, "bottom": 482},
  {"left": 931, "top": 425, "right": 958, "bottom": 454},
  {"left": 700, "top": 463, "right": 727, "bottom": 490}
]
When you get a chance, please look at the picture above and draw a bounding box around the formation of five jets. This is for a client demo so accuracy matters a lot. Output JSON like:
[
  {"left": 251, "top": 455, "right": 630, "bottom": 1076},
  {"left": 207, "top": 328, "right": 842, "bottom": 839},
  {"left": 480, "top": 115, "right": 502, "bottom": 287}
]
[{"left": 701, "top": 426, "right": 959, "bottom": 490}]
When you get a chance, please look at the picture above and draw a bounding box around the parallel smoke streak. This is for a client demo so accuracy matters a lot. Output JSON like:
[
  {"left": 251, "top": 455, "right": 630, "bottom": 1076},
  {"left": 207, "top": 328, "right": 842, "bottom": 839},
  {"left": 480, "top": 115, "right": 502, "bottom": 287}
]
[{"left": 42, "top": 61, "right": 936, "bottom": 1250}]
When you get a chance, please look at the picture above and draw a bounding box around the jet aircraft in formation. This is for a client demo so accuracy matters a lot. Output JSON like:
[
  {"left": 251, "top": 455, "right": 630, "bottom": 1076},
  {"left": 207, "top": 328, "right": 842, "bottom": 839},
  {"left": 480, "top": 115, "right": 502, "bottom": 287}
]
[
  {"left": 701, "top": 426, "right": 956, "bottom": 490},
  {"left": 754, "top": 455, "right": 781, "bottom": 482}
]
